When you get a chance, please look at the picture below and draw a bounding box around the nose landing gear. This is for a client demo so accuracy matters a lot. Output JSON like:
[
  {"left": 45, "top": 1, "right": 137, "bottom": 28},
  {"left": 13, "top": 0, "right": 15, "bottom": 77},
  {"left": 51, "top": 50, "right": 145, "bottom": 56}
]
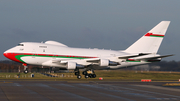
[{"left": 23, "top": 63, "right": 28, "bottom": 74}]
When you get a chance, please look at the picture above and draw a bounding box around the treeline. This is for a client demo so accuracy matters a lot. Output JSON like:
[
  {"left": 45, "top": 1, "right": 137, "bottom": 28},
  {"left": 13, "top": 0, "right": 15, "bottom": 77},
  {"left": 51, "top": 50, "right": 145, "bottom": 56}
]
[
  {"left": 0, "top": 60, "right": 180, "bottom": 72},
  {"left": 123, "top": 61, "right": 180, "bottom": 71},
  {"left": 149, "top": 61, "right": 180, "bottom": 71},
  {"left": 0, "top": 60, "right": 49, "bottom": 73}
]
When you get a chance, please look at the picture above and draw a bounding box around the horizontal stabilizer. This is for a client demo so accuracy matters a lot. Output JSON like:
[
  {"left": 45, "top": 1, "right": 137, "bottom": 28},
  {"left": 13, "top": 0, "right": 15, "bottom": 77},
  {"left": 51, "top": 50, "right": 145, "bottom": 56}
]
[
  {"left": 118, "top": 53, "right": 150, "bottom": 59},
  {"left": 133, "top": 54, "right": 174, "bottom": 61}
]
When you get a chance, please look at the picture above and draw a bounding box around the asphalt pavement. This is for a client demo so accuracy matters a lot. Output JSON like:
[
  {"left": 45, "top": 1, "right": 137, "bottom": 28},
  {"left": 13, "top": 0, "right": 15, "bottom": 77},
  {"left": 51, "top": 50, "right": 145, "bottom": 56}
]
[{"left": 0, "top": 80, "right": 180, "bottom": 101}]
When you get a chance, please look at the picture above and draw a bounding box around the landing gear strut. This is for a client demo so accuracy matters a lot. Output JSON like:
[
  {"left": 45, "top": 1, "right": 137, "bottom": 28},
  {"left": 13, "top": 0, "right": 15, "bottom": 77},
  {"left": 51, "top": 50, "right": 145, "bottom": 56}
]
[
  {"left": 74, "top": 69, "right": 81, "bottom": 79},
  {"left": 82, "top": 69, "right": 96, "bottom": 79},
  {"left": 23, "top": 63, "right": 28, "bottom": 74}
]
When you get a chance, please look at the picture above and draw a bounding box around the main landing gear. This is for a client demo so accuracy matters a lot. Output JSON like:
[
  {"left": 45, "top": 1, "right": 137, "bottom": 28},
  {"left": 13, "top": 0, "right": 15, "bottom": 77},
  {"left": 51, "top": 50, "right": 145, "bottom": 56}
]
[
  {"left": 82, "top": 69, "right": 96, "bottom": 79},
  {"left": 75, "top": 69, "right": 96, "bottom": 79},
  {"left": 74, "top": 69, "right": 81, "bottom": 79}
]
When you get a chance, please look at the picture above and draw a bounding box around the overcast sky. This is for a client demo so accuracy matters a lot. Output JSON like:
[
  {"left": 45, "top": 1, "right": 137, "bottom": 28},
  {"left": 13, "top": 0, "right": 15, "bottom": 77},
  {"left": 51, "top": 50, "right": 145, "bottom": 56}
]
[{"left": 0, "top": 0, "right": 180, "bottom": 61}]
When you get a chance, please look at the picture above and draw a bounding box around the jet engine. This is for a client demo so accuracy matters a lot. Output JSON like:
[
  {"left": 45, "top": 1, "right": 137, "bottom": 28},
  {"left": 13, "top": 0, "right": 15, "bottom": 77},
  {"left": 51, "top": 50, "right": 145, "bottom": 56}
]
[
  {"left": 99, "top": 59, "right": 109, "bottom": 66},
  {"left": 66, "top": 62, "right": 85, "bottom": 70},
  {"left": 99, "top": 59, "right": 120, "bottom": 66},
  {"left": 66, "top": 62, "right": 76, "bottom": 70}
]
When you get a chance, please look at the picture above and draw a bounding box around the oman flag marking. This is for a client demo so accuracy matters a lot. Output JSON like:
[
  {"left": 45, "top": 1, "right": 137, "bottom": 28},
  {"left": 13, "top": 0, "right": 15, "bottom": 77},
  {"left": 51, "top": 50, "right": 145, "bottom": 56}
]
[{"left": 145, "top": 33, "right": 164, "bottom": 38}]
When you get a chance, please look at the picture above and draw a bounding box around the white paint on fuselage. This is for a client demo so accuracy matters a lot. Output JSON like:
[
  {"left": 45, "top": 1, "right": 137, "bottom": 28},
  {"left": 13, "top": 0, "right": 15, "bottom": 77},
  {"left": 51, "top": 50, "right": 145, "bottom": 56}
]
[{"left": 4, "top": 42, "right": 149, "bottom": 69}]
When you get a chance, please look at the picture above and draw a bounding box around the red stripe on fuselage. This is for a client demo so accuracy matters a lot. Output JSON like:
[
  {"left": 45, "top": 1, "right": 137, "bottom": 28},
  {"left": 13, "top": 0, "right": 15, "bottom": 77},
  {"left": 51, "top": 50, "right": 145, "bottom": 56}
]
[{"left": 3, "top": 52, "right": 97, "bottom": 63}]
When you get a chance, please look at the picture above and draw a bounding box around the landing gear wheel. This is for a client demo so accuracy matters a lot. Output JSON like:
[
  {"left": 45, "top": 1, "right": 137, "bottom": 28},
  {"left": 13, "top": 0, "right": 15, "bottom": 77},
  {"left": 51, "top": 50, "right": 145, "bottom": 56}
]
[
  {"left": 82, "top": 71, "right": 87, "bottom": 75},
  {"left": 82, "top": 69, "right": 97, "bottom": 79},
  {"left": 77, "top": 75, "right": 81, "bottom": 79},
  {"left": 24, "top": 70, "right": 28, "bottom": 74},
  {"left": 23, "top": 64, "right": 28, "bottom": 74},
  {"left": 92, "top": 74, "right": 96, "bottom": 78},
  {"left": 88, "top": 74, "right": 92, "bottom": 78},
  {"left": 85, "top": 75, "right": 89, "bottom": 78}
]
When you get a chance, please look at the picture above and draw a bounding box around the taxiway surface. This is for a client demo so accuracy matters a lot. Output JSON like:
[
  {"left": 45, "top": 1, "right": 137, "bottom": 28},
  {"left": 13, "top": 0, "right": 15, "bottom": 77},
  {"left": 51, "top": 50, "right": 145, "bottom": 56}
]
[{"left": 0, "top": 80, "right": 180, "bottom": 101}]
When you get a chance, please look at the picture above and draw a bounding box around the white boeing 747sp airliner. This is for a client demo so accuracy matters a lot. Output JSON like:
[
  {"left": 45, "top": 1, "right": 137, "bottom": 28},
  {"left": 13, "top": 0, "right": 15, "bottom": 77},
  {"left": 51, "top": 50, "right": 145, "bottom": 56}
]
[{"left": 4, "top": 21, "right": 173, "bottom": 79}]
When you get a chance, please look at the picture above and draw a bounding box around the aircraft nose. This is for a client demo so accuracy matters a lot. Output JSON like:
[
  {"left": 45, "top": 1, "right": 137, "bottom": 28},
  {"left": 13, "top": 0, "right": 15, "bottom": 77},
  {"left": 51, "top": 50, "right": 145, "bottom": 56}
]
[
  {"left": 3, "top": 51, "right": 10, "bottom": 59},
  {"left": 3, "top": 48, "right": 14, "bottom": 59},
  {"left": 3, "top": 48, "right": 13, "bottom": 59},
  {"left": 3, "top": 51, "right": 23, "bottom": 63},
  {"left": 3, "top": 48, "right": 24, "bottom": 63}
]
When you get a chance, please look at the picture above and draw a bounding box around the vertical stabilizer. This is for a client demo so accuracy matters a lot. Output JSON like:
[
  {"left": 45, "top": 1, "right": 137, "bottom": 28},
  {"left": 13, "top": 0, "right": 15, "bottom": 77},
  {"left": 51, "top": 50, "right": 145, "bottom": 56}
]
[{"left": 125, "top": 21, "right": 170, "bottom": 54}]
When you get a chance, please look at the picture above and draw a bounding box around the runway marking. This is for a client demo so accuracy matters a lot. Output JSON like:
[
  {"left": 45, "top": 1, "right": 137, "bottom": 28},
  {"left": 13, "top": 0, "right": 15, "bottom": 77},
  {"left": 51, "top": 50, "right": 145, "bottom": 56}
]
[
  {"left": 4, "top": 83, "right": 88, "bottom": 101},
  {"left": 79, "top": 84, "right": 154, "bottom": 99},
  {"left": 102, "top": 84, "right": 180, "bottom": 99},
  {"left": 129, "top": 85, "right": 180, "bottom": 98},
  {"left": 36, "top": 83, "right": 94, "bottom": 101},
  {"left": 92, "top": 84, "right": 178, "bottom": 100},
  {"left": 76, "top": 84, "right": 134, "bottom": 101},
  {"left": 133, "top": 84, "right": 180, "bottom": 92},
  {"left": 3, "top": 83, "right": 51, "bottom": 101},
  {"left": 56, "top": 83, "right": 75, "bottom": 87},
  {"left": 0, "top": 82, "right": 12, "bottom": 83},
  {"left": 56, "top": 83, "right": 134, "bottom": 101},
  {"left": 149, "top": 98, "right": 177, "bottom": 100},
  {"left": 13, "top": 83, "right": 22, "bottom": 86},
  {"left": 0, "top": 86, "right": 9, "bottom": 101}
]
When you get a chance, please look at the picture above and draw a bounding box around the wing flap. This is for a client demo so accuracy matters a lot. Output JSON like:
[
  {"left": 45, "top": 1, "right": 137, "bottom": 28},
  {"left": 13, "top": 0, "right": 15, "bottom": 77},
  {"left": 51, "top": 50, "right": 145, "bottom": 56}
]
[
  {"left": 52, "top": 59, "right": 68, "bottom": 64},
  {"left": 86, "top": 58, "right": 100, "bottom": 63}
]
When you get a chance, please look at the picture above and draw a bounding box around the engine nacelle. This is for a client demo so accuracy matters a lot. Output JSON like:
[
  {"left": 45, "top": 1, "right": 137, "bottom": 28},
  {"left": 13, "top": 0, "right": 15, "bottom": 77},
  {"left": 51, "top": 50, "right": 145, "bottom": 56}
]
[
  {"left": 99, "top": 59, "right": 109, "bottom": 66},
  {"left": 66, "top": 62, "right": 76, "bottom": 70},
  {"left": 66, "top": 62, "right": 85, "bottom": 70},
  {"left": 99, "top": 59, "right": 120, "bottom": 66}
]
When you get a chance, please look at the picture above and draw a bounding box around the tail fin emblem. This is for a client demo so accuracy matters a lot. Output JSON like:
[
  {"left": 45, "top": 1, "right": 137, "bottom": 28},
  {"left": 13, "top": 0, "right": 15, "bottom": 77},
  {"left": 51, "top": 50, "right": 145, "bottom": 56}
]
[{"left": 145, "top": 33, "right": 164, "bottom": 38}]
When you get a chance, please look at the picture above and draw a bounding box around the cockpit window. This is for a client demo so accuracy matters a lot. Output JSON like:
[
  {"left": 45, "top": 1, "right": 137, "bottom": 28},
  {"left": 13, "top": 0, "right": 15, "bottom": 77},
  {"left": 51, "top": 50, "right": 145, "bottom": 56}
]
[{"left": 18, "top": 44, "right": 24, "bottom": 46}]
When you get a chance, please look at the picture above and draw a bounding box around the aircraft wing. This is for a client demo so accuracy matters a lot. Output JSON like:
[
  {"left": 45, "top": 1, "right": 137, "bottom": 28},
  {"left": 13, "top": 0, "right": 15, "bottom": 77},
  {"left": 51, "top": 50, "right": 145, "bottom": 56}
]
[
  {"left": 86, "top": 58, "right": 100, "bottom": 63},
  {"left": 85, "top": 53, "right": 150, "bottom": 64},
  {"left": 51, "top": 53, "right": 150, "bottom": 65},
  {"left": 52, "top": 59, "right": 68, "bottom": 64},
  {"left": 85, "top": 53, "right": 150, "bottom": 66},
  {"left": 85, "top": 57, "right": 120, "bottom": 66},
  {"left": 44, "top": 54, "right": 172, "bottom": 68}
]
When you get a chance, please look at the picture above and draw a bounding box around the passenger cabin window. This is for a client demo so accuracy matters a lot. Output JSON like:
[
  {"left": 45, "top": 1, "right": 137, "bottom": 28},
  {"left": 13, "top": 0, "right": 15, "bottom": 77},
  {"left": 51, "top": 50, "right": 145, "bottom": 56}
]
[
  {"left": 39, "top": 46, "right": 47, "bottom": 48},
  {"left": 18, "top": 44, "right": 24, "bottom": 46}
]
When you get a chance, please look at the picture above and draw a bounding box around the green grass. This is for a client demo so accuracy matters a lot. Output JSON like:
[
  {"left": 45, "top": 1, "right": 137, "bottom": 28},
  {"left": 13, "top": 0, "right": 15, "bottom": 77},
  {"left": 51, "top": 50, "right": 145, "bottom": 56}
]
[{"left": 0, "top": 70, "right": 180, "bottom": 81}]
